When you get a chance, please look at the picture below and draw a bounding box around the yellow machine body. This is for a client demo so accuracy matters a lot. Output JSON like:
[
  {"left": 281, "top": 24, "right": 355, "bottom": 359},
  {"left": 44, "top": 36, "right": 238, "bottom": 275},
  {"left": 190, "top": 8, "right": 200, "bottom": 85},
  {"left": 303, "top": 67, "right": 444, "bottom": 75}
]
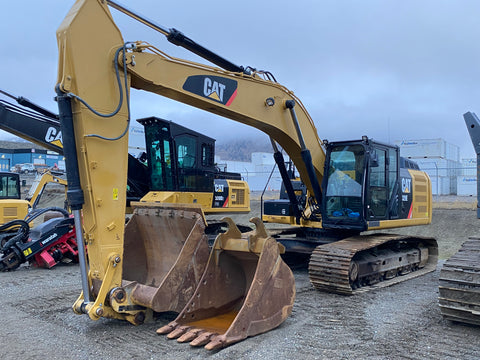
[
  {"left": 263, "top": 167, "right": 432, "bottom": 230},
  {"left": 0, "top": 199, "right": 28, "bottom": 225},
  {"left": 140, "top": 178, "right": 250, "bottom": 214}
]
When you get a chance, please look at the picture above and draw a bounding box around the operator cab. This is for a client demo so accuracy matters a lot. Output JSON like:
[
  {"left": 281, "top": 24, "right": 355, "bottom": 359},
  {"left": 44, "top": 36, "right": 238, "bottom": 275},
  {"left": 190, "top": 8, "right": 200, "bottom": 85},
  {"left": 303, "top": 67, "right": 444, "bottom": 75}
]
[
  {"left": 321, "top": 138, "right": 412, "bottom": 231},
  {"left": 0, "top": 172, "right": 21, "bottom": 200},
  {"left": 138, "top": 117, "right": 242, "bottom": 194},
  {"left": 263, "top": 137, "right": 424, "bottom": 232}
]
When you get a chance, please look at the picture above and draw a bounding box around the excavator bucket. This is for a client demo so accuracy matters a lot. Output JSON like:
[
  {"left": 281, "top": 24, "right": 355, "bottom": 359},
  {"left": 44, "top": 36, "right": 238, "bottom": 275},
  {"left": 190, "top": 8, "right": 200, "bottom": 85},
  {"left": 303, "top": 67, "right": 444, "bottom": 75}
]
[
  {"left": 119, "top": 203, "right": 211, "bottom": 314},
  {"left": 157, "top": 217, "right": 295, "bottom": 350}
]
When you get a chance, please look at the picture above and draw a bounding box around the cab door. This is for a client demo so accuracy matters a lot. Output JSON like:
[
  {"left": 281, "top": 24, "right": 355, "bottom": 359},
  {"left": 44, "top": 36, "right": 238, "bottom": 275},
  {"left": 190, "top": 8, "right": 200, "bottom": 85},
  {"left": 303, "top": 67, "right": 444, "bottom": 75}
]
[
  {"left": 367, "top": 147, "right": 388, "bottom": 220},
  {"left": 367, "top": 145, "right": 400, "bottom": 221}
]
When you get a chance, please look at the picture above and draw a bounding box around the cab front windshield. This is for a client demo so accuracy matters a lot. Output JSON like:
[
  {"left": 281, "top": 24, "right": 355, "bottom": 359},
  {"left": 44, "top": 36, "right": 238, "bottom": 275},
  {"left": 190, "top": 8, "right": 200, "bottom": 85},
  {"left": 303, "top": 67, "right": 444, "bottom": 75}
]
[{"left": 324, "top": 144, "right": 365, "bottom": 220}]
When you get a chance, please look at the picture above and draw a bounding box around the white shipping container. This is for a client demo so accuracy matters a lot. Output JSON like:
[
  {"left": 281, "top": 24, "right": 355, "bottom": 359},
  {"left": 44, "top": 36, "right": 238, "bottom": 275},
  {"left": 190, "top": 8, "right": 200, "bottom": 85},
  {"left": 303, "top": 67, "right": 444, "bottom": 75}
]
[
  {"left": 255, "top": 164, "right": 275, "bottom": 174},
  {"left": 446, "top": 142, "right": 460, "bottom": 162},
  {"left": 214, "top": 158, "right": 253, "bottom": 173},
  {"left": 58, "top": 160, "right": 66, "bottom": 171},
  {"left": 129, "top": 126, "right": 146, "bottom": 151},
  {"left": 448, "top": 159, "right": 462, "bottom": 177},
  {"left": 457, "top": 176, "right": 477, "bottom": 196},
  {"left": 248, "top": 175, "right": 282, "bottom": 191},
  {"left": 462, "top": 158, "right": 477, "bottom": 166},
  {"left": 461, "top": 158, "right": 477, "bottom": 176},
  {"left": 395, "top": 138, "right": 459, "bottom": 161}
]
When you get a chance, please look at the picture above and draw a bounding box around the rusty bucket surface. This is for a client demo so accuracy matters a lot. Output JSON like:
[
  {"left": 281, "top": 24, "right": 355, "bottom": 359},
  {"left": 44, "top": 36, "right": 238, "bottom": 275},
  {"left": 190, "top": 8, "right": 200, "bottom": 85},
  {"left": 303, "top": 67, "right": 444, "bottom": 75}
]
[
  {"left": 157, "top": 217, "right": 296, "bottom": 350},
  {"left": 120, "top": 203, "right": 210, "bottom": 313}
]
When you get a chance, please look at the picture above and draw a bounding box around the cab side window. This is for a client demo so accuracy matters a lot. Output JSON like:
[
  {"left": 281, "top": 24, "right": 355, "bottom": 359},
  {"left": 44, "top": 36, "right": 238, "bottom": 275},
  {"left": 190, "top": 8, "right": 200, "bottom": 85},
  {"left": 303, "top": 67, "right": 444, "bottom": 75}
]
[{"left": 368, "top": 149, "right": 387, "bottom": 218}]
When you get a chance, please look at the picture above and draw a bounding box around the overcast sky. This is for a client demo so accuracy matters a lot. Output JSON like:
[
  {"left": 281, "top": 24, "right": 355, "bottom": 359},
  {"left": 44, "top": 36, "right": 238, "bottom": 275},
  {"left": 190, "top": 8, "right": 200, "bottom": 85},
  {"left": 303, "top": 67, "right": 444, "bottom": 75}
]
[{"left": 1, "top": 0, "right": 479, "bottom": 159}]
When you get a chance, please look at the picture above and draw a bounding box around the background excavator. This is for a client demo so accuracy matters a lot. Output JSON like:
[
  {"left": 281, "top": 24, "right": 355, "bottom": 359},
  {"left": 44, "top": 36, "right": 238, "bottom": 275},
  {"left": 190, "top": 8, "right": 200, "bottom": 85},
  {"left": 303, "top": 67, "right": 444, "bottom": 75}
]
[
  {"left": 52, "top": 0, "right": 437, "bottom": 350},
  {"left": 0, "top": 96, "right": 78, "bottom": 271},
  {"left": 0, "top": 170, "right": 67, "bottom": 225},
  {"left": 438, "top": 112, "right": 480, "bottom": 326},
  {"left": 0, "top": 90, "right": 250, "bottom": 217},
  {"left": 0, "top": 88, "right": 68, "bottom": 221}
]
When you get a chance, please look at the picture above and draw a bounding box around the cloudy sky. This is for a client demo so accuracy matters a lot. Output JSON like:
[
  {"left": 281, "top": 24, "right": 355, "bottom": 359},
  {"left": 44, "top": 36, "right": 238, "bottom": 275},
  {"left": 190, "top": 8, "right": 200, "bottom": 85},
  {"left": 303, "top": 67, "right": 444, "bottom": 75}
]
[{"left": 1, "top": 0, "right": 479, "bottom": 159}]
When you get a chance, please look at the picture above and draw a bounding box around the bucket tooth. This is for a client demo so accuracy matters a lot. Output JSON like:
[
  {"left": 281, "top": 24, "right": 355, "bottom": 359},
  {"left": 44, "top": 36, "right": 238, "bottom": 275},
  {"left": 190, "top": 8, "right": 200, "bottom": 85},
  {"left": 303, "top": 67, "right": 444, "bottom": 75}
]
[
  {"left": 156, "top": 322, "right": 178, "bottom": 335},
  {"left": 177, "top": 328, "right": 204, "bottom": 343},
  {"left": 189, "top": 332, "right": 217, "bottom": 347},
  {"left": 157, "top": 216, "right": 296, "bottom": 350},
  {"left": 204, "top": 337, "right": 226, "bottom": 351},
  {"left": 166, "top": 325, "right": 191, "bottom": 339}
]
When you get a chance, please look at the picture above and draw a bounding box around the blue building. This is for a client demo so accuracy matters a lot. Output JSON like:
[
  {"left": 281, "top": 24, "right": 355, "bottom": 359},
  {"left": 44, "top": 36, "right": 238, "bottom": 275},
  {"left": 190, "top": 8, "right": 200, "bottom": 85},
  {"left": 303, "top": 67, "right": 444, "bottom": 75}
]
[{"left": 0, "top": 140, "right": 64, "bottom": 171}]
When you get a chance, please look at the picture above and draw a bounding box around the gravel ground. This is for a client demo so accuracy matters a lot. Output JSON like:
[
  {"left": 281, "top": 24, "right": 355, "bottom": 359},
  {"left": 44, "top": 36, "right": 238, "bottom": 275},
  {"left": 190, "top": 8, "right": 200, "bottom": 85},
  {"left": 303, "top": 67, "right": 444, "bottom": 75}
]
[
  {"left": 1, "top": 257, "right": 479, "bottom": 360},
  {"left": 1, "top": 195, "right": 480, "bottom": 359}
]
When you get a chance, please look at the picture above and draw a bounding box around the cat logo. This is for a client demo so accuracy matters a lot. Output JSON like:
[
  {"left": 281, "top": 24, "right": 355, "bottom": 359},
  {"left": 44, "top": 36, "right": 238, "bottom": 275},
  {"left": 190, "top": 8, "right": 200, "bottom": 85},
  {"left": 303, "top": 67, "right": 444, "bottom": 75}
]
[
  {"left": 45, "top": 127, "right": 63, "bottom": 148},
  {"left": 183, "top": 75, "right": 238, "bottom": 106},
  {"left": 402, "top": 178, "right": 411, "bottom": 193},
  {"left": 203, "top": 78, "right": 226, "bottom": 102}
]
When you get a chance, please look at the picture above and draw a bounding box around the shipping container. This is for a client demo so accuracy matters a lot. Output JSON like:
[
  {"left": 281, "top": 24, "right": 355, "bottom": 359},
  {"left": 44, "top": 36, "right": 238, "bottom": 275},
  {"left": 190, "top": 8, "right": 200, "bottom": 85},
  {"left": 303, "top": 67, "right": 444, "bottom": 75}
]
[
  {"left": 461, "top": 158, "right": 477, "bottom": 176},
  {"left": 457, "top": 176, "right": 477, "bottom": 196},
  {"left": 394, "top": 138, "right": 460, "bottom": 161}
]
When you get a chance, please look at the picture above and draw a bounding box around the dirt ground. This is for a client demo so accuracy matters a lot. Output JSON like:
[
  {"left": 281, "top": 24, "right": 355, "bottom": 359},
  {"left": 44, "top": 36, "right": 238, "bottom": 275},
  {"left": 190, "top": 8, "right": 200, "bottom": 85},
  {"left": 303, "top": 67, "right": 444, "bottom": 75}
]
[{"left": 1, "top": 194, "right": 480, "bottom": 359}]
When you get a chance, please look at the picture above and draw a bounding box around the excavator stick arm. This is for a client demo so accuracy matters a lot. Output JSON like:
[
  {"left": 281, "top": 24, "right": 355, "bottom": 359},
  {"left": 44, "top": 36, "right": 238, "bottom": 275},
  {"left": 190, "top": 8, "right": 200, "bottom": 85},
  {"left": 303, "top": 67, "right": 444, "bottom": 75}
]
[{"left": 57, "top": 0, "right": 129, "bottom": 318}]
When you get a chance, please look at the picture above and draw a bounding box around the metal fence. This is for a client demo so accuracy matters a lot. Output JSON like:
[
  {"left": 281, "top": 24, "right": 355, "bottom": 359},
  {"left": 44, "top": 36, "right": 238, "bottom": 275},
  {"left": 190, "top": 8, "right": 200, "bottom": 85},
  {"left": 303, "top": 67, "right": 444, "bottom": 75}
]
[{"left": 241, "top": 165, "right": 478, "bottom": 195}]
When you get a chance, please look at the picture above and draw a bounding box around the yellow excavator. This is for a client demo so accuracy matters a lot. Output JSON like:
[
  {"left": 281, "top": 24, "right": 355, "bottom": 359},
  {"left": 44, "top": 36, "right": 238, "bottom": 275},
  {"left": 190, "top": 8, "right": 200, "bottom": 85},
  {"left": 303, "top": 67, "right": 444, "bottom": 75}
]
[
  {"left": 0, "top": 170, "right": 67, "bottom": 225},
  {"left": 25, "top": 171, "right": 68, "bottom": 210},
  {"left": 53, "top": 0, "right": 437, "bottom": 350}
]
